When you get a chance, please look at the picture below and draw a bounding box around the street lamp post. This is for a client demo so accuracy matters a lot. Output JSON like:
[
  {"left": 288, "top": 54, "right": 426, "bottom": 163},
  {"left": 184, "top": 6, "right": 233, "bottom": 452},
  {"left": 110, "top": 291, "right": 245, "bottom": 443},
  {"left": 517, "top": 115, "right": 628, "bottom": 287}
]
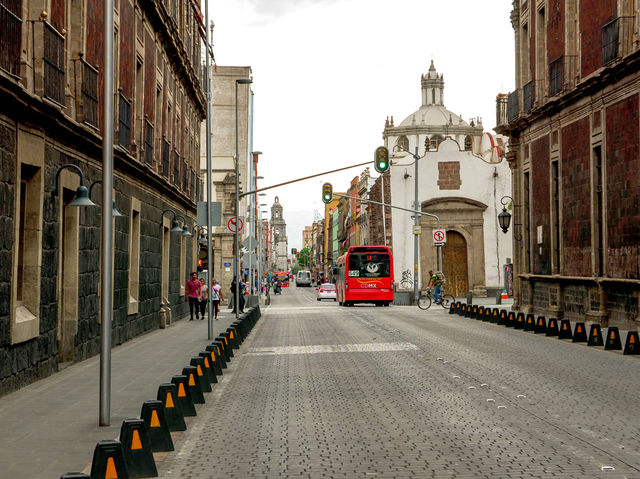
[{"left": 235, "top": 77, "right": 252, "bottom": 319}]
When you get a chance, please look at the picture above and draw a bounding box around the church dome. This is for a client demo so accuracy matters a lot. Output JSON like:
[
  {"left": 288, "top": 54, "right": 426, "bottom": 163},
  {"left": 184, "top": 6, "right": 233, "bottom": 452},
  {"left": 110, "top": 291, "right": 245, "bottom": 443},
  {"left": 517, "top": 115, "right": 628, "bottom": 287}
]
[{"left": 398, "top": 105, "right": 467, "bottom": 128}]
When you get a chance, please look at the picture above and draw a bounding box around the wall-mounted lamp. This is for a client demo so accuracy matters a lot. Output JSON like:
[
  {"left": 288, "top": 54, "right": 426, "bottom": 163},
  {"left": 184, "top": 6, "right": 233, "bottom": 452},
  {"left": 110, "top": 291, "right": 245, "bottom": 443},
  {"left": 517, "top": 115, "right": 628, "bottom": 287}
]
[
  {"left": 88, "top": 180, "right": 124, "bottom": 217},
  {"left": 498, "top": 195, "right": 522, "bottom": 241},
  {"left": 161, "top": 209, "right": 191, "bottom": 235},
  {"left": 53, "top": 164, "right": 96, "bottom": 207}
]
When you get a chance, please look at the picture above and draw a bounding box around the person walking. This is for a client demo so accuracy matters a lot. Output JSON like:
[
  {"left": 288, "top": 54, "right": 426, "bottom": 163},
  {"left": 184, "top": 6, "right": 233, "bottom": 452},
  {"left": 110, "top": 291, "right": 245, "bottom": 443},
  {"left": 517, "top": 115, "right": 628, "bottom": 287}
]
[
  {"left": 210, "top": 277, "right": 223, "bottom": 320},
  {"left": 198, "top": 278, "right": 207, "bottom": 320},
  {"left": 186, "top": 272, "right": 201, "bottom": 320}
]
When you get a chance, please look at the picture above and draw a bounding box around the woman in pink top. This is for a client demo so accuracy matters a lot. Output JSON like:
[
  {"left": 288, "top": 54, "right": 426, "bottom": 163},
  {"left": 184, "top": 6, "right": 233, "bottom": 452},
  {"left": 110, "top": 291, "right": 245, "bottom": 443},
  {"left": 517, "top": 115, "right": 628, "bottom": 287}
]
[{"left": 185, "top": 272, "right": 201, "bottom": 320}]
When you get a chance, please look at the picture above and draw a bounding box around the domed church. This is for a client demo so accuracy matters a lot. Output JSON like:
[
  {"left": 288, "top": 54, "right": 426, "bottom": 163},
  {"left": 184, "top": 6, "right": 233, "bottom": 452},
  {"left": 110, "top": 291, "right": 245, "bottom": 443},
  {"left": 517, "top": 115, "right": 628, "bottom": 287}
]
[{"left": 384, "top": 61, "right": 512, "bottom": 298}]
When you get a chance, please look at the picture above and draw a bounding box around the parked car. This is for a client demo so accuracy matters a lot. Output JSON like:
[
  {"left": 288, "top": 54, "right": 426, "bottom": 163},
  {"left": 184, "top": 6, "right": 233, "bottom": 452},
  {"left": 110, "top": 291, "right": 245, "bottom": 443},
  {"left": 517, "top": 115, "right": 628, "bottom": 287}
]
[{"left": 317, "top": 283, "right": 337, "bottom": 301}]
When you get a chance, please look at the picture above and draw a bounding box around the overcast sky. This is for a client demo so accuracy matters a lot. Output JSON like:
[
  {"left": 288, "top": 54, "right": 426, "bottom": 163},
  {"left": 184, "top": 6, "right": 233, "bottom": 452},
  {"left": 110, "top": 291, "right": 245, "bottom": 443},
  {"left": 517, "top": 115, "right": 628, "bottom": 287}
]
[{"left": 209, "top": 0, "right": 515, "bottom": 250}]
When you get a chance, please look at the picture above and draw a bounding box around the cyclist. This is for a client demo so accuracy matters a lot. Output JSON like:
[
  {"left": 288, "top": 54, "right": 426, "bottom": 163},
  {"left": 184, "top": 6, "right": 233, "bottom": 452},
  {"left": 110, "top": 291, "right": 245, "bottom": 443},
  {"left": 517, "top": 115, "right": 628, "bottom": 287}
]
[{"left": 427, "top": 270, "right": 442, "bottom": 303}]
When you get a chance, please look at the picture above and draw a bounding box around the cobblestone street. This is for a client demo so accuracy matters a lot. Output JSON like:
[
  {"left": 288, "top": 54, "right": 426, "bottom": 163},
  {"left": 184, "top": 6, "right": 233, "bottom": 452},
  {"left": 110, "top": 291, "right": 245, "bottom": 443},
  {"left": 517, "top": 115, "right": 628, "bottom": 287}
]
[{"left": 156, "top": 288, "right": 640, "bottom": 479}]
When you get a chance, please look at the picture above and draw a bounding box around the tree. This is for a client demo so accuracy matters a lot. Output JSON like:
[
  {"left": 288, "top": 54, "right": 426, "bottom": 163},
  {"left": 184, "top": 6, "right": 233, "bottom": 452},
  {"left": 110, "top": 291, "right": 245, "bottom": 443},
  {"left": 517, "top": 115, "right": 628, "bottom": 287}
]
[{"left": 297, "top": 246, "right": 310, "bottom": 268}]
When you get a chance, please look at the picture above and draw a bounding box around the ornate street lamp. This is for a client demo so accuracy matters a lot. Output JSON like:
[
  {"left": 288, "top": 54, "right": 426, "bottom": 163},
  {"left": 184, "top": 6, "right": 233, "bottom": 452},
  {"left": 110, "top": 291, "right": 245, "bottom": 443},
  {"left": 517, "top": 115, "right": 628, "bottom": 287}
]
[{"left": 53, "top": 164, "right": 97, "bottom": 207}]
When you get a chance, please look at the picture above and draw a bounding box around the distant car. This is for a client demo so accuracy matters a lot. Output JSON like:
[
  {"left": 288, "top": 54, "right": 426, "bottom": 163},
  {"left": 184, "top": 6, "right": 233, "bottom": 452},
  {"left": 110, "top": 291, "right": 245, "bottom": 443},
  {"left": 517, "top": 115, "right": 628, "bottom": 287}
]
[{"left": 317, "top": 283, "right": 337, "bottom": 301}]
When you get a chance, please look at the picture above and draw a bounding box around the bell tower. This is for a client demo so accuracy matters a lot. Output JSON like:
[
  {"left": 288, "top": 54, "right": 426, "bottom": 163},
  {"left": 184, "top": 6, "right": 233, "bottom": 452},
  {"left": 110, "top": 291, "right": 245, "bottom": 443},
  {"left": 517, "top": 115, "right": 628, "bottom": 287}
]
[{"left": 421, "top": 60, "right": 445, "bottom": 107}]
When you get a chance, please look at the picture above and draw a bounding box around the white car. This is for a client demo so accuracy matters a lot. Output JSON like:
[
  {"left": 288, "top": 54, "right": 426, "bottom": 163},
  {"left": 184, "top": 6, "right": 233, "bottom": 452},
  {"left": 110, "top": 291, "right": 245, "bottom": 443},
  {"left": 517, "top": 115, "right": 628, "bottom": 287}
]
[{"left": 317, "top": 283, "right": 337, "bottom": 301}]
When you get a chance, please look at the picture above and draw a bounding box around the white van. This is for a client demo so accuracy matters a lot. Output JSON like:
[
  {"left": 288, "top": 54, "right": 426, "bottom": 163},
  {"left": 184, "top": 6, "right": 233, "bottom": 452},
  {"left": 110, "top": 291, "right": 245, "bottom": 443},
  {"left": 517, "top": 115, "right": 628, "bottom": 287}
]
[{"left": 296, "top": 270, "right": 312, "bottom": 287}]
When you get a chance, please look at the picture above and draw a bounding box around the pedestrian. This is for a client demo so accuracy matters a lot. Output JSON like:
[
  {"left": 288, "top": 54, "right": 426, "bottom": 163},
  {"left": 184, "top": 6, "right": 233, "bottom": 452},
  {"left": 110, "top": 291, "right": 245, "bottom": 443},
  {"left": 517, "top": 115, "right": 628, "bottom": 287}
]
[
  {"left": 198, "top": 278, "right": 207, "bottom": 320},
  {"left": 231, "top": 275, "right": 240, "bottom": 313},
  {"left": 211, "top": 277, "right": 223, "bottom": 320},
  {"left": 185, "top": 272, "right": 201, "bottom": 320}
]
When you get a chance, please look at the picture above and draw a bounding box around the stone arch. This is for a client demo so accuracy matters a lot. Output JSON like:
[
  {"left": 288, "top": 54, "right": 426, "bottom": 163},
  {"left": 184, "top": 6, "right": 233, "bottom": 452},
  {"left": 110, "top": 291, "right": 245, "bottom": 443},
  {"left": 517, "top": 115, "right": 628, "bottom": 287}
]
[
  {"left": 464, "top": 135, "right": 473, "bottom": 151},
  {"left": 419, "top": 197, "right": 488, "bottom": 296},
  {"left": 396, "top": 135, "right": 409, "bottom": 152}
]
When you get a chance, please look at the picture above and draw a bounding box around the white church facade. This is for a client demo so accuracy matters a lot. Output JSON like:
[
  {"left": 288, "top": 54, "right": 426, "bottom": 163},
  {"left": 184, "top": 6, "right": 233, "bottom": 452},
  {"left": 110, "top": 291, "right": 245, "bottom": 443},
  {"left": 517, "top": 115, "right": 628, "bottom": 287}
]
[{"left": 385, "top": 61, "right": 512, "bottom": 297}]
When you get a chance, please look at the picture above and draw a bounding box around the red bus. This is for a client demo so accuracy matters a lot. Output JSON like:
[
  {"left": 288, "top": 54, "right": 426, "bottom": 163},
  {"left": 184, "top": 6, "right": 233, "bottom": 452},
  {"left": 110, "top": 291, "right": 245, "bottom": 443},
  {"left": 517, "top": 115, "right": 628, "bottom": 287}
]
[
  {"left": 275, "top": 271, "right": 290, "bottom": 287},
  {"left": 335, "top": 246, "right": 394, "bottom": 306}
]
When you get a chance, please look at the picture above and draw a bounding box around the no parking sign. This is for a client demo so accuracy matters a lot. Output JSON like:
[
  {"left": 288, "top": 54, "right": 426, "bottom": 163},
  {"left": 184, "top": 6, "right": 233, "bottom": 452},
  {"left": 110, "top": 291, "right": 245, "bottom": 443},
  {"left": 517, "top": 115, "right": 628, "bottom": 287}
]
[{"left": 433, "top": 229, "right": 446, "bottom": 246}]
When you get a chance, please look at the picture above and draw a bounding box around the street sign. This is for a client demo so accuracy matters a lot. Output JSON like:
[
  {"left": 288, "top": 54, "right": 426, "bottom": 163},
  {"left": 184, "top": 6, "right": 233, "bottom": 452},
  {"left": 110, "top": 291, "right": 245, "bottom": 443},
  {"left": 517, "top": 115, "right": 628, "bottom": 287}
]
[
  {"left": 197, "top": 201, "right": 222, "bottom": 226},
  {"left": 413, "top": 225, "right": 422, "bottom": 235},
  {"left": 242, "top": 237, "right": 257, "bottom": 250},
  {"left": 227, "top": 217, "right": 243, "bottom": 233},
  {"left": 224, "top": 262, "right": 232, "bottom": 267},
  {"left": 432, "top": 229, "right": 446, "bottom": 244},
  {"left": 433, "top": 242, "right": 445, "bottom": 247}
]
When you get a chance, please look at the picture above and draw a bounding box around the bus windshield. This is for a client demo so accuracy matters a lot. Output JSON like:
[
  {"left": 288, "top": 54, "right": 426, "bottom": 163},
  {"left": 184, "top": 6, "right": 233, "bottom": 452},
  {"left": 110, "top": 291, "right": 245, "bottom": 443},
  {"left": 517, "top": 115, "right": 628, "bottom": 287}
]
[{"left": 348, "top": 254, "right": 390, "bottom": 278}]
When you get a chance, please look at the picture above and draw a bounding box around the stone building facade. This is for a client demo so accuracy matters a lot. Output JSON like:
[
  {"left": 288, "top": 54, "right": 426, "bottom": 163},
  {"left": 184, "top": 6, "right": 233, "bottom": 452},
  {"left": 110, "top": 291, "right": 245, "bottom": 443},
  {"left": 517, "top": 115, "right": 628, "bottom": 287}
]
[
  {"left": 368, "top": 172, "right": 392, "bottom": 248},
  {"left": 0, "top": 0, "right": 204, "bottom": 395},
  {"left": 496, "top": 0, "right": 640, "bottom": 328},
  {"left": 199, "top": 65, "right": 252, "bottom": 288}
]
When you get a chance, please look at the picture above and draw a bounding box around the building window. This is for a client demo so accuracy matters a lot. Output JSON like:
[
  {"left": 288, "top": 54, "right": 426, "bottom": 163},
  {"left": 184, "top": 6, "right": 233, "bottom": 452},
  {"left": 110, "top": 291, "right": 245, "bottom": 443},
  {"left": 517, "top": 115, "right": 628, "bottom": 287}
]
[
  {"left": 430, "top": 135, "right": 444, "bottom": 150},
  {"left": 161, "top": 222, "right": 170, "bottom": 305},
  {"left": 128, "top": 199, "right": 141, "bottom": 315},
  {"left": 43, "top": 22, "right": 65, "bottom": 105},
  {"left": 12, "top": 156, "right": 43, "bottom": 344},
  {"left": 396, "top": 135, "right": 409, "bottom": 152},
  {"left": 162, "top": 139, "right": 170, "bottom": 178},
  {"left": 144, "top": 120, "right": 153, "bottom": 166},
  {"left": 81, "top": 60, "right": 99, "bottom": 127},
  {"left": 0, "top": 0, "right": 23, "bottom": 77},
  {"left": 464, "top": 136, "right": 472, "bottom": 151},
  {"left": 549, "top": 57, "right": 564, "bottom": 96},
  {"left": 118, "top": 92, "right": 131, "bottom": 150}
]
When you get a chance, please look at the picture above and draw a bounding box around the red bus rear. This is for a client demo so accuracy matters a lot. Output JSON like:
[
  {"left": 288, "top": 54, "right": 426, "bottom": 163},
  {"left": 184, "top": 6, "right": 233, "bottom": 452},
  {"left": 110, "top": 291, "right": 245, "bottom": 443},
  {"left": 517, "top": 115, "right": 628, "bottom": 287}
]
[
  {"left": 275, "top": 271, "right": 290, "bottom": 287},
  {"left": 335, "top": 246, "right": 394, "bottom": 306}
]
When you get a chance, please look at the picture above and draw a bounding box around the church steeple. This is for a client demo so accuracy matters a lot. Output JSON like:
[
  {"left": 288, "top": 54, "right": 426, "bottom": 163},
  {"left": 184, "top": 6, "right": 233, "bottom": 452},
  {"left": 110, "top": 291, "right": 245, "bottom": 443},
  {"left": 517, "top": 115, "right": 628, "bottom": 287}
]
[{"left": 421, "top": 60, "right": 445, "bottom": 107}]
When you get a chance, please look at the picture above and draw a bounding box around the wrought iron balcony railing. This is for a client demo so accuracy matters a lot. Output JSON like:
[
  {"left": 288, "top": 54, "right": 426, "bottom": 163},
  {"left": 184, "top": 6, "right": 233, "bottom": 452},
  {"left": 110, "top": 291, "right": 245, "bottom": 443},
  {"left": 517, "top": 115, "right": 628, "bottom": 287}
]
[
  {"left": 43, "top": 22, "right": 65, "bottom": 105},
  {"left": 507, "top": 89, "right": 519, "bottom": 123},
  {"left": 80, "top": 59, "right": 98, "bottom": 127},
  {"left": 523, "top": 81, "right": 534, "bottom": 112},
  {"left": 602, "top": 16, "right": 635, "bottom": 66},
  {"left": 0, "top": 0, "right": 22, "bottom": 77}
]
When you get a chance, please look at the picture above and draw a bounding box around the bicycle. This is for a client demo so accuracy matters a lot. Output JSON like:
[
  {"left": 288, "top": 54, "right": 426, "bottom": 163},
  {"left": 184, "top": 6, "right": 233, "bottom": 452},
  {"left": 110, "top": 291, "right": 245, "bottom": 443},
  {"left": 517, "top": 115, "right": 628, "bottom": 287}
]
[
  {"left": 417, "top": 289, "right": 455, "bottom": 310},
  {"left": 400, "top": 270, "right": 413, "bottom": 289}
]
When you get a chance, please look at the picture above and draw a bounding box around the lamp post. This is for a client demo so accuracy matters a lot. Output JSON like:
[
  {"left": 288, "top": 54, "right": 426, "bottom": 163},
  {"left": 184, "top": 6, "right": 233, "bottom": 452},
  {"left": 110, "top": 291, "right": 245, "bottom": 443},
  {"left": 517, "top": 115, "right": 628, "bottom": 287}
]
[{"left": 235, "top": 77, "right": 252, "bottom": 318}]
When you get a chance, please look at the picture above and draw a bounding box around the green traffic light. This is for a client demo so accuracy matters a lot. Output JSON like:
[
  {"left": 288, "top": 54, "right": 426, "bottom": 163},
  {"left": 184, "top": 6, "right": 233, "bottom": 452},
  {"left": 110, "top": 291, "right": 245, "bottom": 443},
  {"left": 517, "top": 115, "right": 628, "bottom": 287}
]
[{"left": 374, "top": 146, "right": 390, "bottom": 173}]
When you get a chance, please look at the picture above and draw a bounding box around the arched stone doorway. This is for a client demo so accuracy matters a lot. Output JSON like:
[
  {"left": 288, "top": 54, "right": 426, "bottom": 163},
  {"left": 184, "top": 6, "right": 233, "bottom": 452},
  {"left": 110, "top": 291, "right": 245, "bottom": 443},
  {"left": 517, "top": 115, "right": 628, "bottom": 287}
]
[{"left": 442, "top": 231, "right": 468, "bottom": 297}]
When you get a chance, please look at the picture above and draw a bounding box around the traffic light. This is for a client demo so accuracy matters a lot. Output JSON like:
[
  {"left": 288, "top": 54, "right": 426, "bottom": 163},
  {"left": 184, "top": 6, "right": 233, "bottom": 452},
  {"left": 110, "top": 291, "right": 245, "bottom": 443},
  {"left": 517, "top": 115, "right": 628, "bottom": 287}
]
[
  {"left": 374, "top": 146, "right": 389, "bottom": 173},
  {"left": 322, "top": 183, "right": 333, "bottom": 204}
]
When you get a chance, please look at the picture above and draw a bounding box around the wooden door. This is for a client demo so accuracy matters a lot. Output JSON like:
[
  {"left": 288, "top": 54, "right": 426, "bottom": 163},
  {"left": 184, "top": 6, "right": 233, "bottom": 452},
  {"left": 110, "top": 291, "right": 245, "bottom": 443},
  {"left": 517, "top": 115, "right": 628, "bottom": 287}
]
[{"left": 441, "top": 231, "right": 468, "bottom": 297}]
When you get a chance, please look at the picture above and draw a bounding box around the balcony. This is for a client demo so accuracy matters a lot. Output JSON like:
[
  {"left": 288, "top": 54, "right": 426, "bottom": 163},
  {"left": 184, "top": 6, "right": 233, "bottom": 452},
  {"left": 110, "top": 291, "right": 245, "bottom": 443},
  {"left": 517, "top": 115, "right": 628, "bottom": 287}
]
[
  {"left": 602, "top": 16, "right": 635, "bottom": 66},
  {"left": 43, "top": 22, "right": 65, "bottom": 105},
  {"left": 548, "top": 55, "right": 578, "bottom": 97},
  {"left": 0, "top": 1, "right": 22, "bottom": 77}
]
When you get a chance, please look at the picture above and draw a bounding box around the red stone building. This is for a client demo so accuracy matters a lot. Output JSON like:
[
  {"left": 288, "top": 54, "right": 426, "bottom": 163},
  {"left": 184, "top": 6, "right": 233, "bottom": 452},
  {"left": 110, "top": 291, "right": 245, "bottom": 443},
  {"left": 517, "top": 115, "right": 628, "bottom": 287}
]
[{"left": 496, "top": 0, "right": 640, "bottom": 328}]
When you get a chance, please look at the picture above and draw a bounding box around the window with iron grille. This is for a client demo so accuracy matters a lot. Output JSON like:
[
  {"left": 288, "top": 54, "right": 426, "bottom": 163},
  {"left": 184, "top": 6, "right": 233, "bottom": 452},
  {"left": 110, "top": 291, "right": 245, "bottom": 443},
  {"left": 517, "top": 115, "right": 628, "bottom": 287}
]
[
  {"left": 144, "top": 120, "right": 153, "bottom": 166},
  {"left": 549, "top": 57, "right": 563, "bottom": 97},
  {"left": 162, "top": 140, "right": 170, "bottom": 178},
  {"left": 0, "top": 0, "right": 22, "bottom": 77},
  {"left": 507, "top": 90, "right": 519, "bottom": 122},
  {"left": 523, "top": 81, "right": 534, "bottom": 112},
  {"left": 81, "top": 60, "right": 98, "bottom": 126},
  {"left": 182, "top": 160, "right": 187, "bottom": 191},
  {"left": 173, "top": 151, "right": 180, "bottom": 186},
  {"left": 118, "top": 93, "right": 131, "bottom": 150},
  {"left": 602, "top": 18, "right": 620, "bottom": 65},
  {"left": 43, "top": 22, "right": 65, "bottom": 105},
  {"left": 190, "top": 169, "right": 195, "bottom": 200}
]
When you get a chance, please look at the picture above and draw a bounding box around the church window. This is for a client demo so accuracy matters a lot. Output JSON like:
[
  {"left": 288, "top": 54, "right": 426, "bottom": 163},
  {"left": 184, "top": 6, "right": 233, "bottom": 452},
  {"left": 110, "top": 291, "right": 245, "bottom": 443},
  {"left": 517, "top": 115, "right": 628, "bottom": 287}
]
[
  {"left": 464, "top": 136, "right": 472, "bottom": 151},
  {"left": 430, "top": 135, "right": 444, "bottom": 150},
  {"left": 396, "top": 135, "right": 409, "bottom": 152},
  {"left": 432, "top": 89, "right": 435, "bottom": 104}
]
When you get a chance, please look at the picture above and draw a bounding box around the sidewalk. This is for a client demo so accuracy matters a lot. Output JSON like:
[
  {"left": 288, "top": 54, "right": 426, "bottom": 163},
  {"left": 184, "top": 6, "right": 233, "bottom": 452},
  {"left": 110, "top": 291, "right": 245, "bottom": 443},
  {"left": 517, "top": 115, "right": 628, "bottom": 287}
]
[{"left": 0, "top": 308, "right": 240, "bottom": 479}]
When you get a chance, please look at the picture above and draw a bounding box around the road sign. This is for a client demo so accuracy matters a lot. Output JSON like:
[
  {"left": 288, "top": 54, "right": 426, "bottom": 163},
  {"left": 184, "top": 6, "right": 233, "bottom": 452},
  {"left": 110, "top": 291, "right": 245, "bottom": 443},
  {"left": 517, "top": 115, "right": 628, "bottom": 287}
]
[
  {"left": 197, "top": 201, "right": 222, "bottom": 226},
  {"left": 413, "top": 225, "right": 422, "bottom": 235},
  {"left": 224, "top": 262, "right": 232, "bottom": 267},
  {"left": 242, "top": 237, "right": 257, "bottom": 250},
  {"left": 227, "top": 217, "right": 243, "bottom": 233},
  {"left": 433, "top": 229, "right": 446, "bottom": 244}
]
